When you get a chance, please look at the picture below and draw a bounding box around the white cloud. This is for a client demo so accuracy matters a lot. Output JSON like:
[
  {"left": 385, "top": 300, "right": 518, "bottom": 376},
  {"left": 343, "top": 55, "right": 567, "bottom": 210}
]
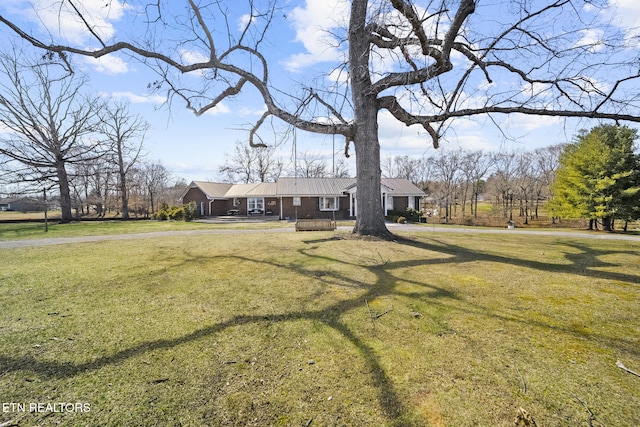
[
  {"left": 502, "top": 114, "right": 563, "bottom": 132},
  {"left": 0, "top": 121, "right": 13, "bottom": 135},
  {"left": 519, "top": 82, "right": 553, "bottom": 100},
  {"left": 180, "top": 49, "right": 209, "bottom": 65},
  {"left": 327, "top": 67, "right": 349, "bottom": 83},
  {"left": 606, "top": 0, "right": 640, "bottom": 46},
  {"left": 203, "top": 103, "right": 231, "bottom": 116},
  {"left": 575, "top": 28, "right": 605, "bottom": 52},
  {"left": 284, "top": 0, "right": 350, "bottom": 71},
  {"left": 442, "top": 134, "right": 496, "bottom": 152},
  {"left": 378, "top": 111, "right": 434, "bottom": 153},
  {"left": 239, "top": 13, "right": 255, "bottom": 32},
  {"left": 84, "top": 55, "right": 128, "bottom": 74},
  {"left": 109, "top": 91, "right": 167, "bottom": 104},
  {"left": 239, "top": 105, "right": 268, "bottom": 117},
  {"left": 178, "top": 49, "right": 213, "bottom": 78},
  {"left": 29, "top": 0, "right": 129, "bottom": 44},
  {"left": 608, "top": 0, "right": 640, "bottom": 27}
]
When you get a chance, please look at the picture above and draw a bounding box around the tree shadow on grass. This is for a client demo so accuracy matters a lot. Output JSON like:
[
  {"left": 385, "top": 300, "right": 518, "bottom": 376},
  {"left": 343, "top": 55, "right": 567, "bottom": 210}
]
[
  {"left": 1, "top": 233, "right": 639, "bottom": 423},
  {"left": 401, "top": 235, "right": 640, "bottom": 285}
]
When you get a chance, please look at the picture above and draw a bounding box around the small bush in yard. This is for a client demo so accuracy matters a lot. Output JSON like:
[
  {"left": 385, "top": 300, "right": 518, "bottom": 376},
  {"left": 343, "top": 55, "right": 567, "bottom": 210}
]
[
  {"left": 154, "top": 202, "right": 196, "bottom": 221},
  {"left": 405, "top": 208, "right": 421, "bottom": 222},
  {"left": 397, "top": 216, "right": 406, "bottom": 224},
  {"left": 183, "top": 201, "right": 197, "bottom": 221},
  {"left": 154, "top": 210, "right": 168, "bottom": 220},
  {"left": 387, "top": 209, "right": 420, "bottom": 223},
  {"left": 168, "top": 206, "right": 184, "bottom": 221}
]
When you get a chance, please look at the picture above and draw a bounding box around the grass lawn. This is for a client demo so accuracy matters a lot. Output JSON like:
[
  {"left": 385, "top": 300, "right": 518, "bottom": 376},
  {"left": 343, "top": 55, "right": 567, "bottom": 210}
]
[
  {"left": 0, "top": 226, "right": 639, "bottom": 426},
  {"left": 0, "top": 219, "right": 291, "bottom": 241}
]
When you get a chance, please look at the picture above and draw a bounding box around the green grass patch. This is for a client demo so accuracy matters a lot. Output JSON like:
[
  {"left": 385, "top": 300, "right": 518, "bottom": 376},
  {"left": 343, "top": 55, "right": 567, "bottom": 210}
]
[
  {"left": 0, "top": 219, "right": 290, "bottom": 241},
  {"left": 1, "top": 229, "right": 639, "bottom": 426}
]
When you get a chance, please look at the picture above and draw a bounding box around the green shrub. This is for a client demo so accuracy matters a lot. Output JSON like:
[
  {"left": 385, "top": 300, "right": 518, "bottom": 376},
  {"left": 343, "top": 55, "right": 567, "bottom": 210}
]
[
  {"left": 153, "top": 202, "right": 195, "bottom": 222},
  {"left": 154, "top": 210, "right": 168, "bottom": 220},
  {"left": 183, "top": 201, "right": 197, "bottom": 221},
  {"left": 387, "top": 209, "right": 420, "bottom": 223},
  {"left": 405, "top": 208, "right": 420, "bottom": 222},
  {"left": 168, "top": 207, "right": 184, "bottom": 221}
]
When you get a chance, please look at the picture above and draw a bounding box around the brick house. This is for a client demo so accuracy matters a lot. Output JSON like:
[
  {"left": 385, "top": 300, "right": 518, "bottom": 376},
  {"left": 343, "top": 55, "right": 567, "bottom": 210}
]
[{"left": 181, "top": 177, "right": 425, "bottom": 220}]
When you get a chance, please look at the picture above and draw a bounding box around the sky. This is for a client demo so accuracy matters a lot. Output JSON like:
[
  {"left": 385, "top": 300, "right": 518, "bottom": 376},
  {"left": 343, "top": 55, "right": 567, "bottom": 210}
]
[{"left": 0, "top": 0, "right": 639, "bottom": 184}]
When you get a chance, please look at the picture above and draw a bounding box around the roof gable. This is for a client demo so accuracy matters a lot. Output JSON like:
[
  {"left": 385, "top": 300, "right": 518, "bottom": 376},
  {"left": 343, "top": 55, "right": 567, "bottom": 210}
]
[
  {"left": 380, "top": 178, "right": 425, "bottom": 195},
  {"left": 184, "top": 181, "right": 234, "bottom": 199}
]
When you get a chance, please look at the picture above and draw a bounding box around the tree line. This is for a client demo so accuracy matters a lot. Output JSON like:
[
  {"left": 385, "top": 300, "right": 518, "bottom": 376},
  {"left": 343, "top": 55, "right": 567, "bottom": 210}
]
[
  {"left": 382, "top": 145, "right": 565, "bottom": 224},
  {"left": 382, "top": 124, "right": 639, "bottom": 231},
  {"left": 0, "top": 48, "right": 180, "bottom": 222}
]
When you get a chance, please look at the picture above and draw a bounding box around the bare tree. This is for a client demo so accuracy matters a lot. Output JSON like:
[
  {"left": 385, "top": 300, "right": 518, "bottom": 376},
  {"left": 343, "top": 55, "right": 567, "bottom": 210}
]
[
  {"left": 295, "top": 152, "right": 330, "bottom": 178},
  {"left": 0, "top": 48, "right": 104, "bottom": 222},
  {"left": 382, "top": 155, "right": 424, "bottom": 184},
  {"left": 333, "top": 158, "right": 352, "bottom": 178},
  {"left": 533, "top": 144, "right": 565, "bottom": 222},
  {"left": 381, "top": 155, "right": 398, "bottom": 179},
  {"left": 99, "top": 102, "right": 148, "bottom": 219},
  {"left": 491, "top": 151, "right": 520, "bottom": 220},
  {"left": 513, "top": 151, "right": 534, "bottom": 224},
  {"left": 4, "top": 1, "right": 640, "bottom": 236},
  {"left": 462, "top": 151, "right": 494, "bottom": 219},
  {"left": 142, "top": 161, "right": 170, "bottom": 214},
  {"left": 430, "top": 149, "right": 463, "bottom": 222},
  {"left": 219, "top": 141, "right": 282, "bottom": 183}
]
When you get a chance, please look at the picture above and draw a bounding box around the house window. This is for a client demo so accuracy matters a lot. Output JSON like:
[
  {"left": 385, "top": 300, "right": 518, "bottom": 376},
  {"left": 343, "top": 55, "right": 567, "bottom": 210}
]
[
  {"left": 386, "top": 195, "right": 394, "bottom": 210},
  {"left": 293, "top": 197, "right": 301, "bottom": 206},
  {"left": 320, "top": 197, "right": 339, "bottom": 211},
  {"left": 408, "top": 197, "right": 415, "bottom": 210},
  {"left": 248, "top": 197, "right": 264, "bottom": 211}
]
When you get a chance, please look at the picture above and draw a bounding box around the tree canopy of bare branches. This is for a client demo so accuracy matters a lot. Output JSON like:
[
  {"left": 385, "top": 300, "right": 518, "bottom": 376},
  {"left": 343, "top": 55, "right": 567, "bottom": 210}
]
[
  {"left": 3, "top": 1, "right": 640, "bottom": 236},
  {"left": 99, "top": 102, "right": 148, "bottom": 219},
  {"left": 0, "top": 48, "right": 105, "bottom": 222}
]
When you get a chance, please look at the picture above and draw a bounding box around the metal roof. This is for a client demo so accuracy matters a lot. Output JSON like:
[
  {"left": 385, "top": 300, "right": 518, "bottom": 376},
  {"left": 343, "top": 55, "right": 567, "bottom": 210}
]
[
  {"left": 189, "top": 181, "right": 234, "bottom": 199},
  {"left": 223, "top": 183, "right": 262, "bottom": 198},
  {"left": 275, "top": 177, "right": 356, "bottom": 196},
  {"left": 244, "top": 182, "right": 278, "bottom": 197},
  {"left": 185, "top": 178, "right": 425, "bottom": 199},
  {"left": 380, "top": 178, "right": 425, "bottom": 195}
]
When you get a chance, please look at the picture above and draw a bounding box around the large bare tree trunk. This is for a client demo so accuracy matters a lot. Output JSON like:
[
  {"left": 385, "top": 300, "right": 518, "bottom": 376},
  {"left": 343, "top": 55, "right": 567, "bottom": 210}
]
[
  {"left": 117, "top": 149, "right": 130, "bottom": 219},
  {"left": 56, "top": 161, "right": 73, "bottom": 223},
  {"left": 349, "top": 0, "right": 392, "bottom": 238}
]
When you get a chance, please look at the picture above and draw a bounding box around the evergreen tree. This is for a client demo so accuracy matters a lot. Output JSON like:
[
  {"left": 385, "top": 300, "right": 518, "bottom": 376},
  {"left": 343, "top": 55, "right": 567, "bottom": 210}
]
[{"left": 550, "top": 125, "right": 639, "bottom": 231}]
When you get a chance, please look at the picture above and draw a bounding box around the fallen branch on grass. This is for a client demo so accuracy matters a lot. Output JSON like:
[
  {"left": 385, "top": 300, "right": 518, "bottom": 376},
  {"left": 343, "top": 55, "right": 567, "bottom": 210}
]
[
  {"left": 515, "top": 364, "right": 526, "bottom": 394},
  {"left": 364, "top": 300, "right": 393, "bottom": 319},
  {"left": 374, "top": 307, "right": 393, "bottom": 319},
  {"left": 574, "top": 395, "right": 597, "bottom": 427},
  {"left": 616, "top": 360, "right": 640, "bottom": 378}
]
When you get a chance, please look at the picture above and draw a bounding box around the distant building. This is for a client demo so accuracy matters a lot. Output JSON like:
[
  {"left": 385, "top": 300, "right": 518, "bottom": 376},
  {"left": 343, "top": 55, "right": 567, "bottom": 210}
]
[
  {"left": 181, "top": 178, "right": 425, "bottom": 220},
  {"left": 0, "top": 197, "right": 43, "bottom": 212}
]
